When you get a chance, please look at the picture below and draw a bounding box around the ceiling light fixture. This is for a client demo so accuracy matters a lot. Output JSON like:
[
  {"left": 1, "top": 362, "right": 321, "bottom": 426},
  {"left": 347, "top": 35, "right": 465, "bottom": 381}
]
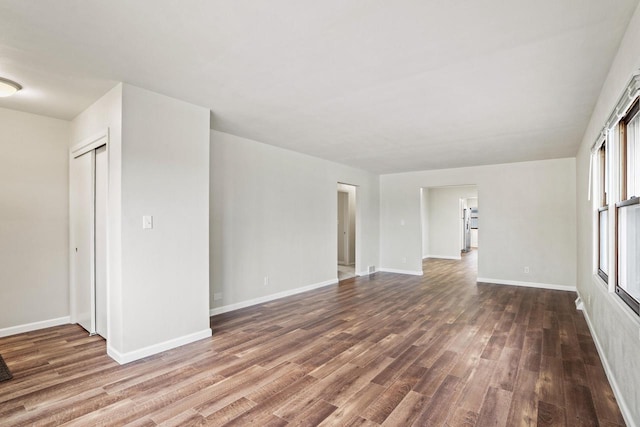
[{"left": 0, "top": 77, "right": 22, "bottom": 97}]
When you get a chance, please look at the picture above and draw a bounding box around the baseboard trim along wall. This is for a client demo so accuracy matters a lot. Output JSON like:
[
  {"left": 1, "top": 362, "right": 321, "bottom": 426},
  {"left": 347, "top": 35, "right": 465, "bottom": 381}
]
[
  {"left": 476, "top": 277, "right": 576, "bottom": 292},
  {"left": 0, "top": 316, "right": 71, "bottom": 338},
  {"left": 107, "top": 328, "right": 213, "bottom": 365},
  {"left": 578, "top": 291, "right": 637, "bottom": 427},
  {"left": 377, "top": 268, "right": 423, "bottom": 276},
  {"left": 209, "top": 278, "right": 339, "bottom": 317},
  {"left": 426, "top": 254, "right": 462, "bottom": 260}
]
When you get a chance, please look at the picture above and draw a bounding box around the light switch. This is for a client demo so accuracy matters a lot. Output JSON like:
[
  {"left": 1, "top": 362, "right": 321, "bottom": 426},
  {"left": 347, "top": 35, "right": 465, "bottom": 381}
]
[{"left": 143, "top": 215, "right": 153, "bottom": 229}]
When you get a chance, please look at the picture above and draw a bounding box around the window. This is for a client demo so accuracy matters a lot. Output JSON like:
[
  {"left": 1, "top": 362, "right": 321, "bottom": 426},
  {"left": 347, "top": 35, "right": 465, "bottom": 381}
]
[
  {"left": 616, "top": 198, "right": 640, "bottom": 313},
  {"left": 616, "top": 99, "right": 640, "bottom": 314},
  {"left": 598, "top": 207, "right": 608, "bottom": 281},
  {"left": 621, "top": 100, "right": 640, "bottom": 199},
  {"left": 592, "top": 73, "right": 640, "bottom": 316},
  {"left": 597, "top": 141, "right": 608, "bottom": 282}
]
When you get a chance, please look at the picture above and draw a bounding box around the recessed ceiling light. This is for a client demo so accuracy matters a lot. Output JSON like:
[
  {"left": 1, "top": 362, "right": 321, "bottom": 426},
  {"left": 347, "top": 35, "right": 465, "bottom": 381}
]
[{"left": 0, "top": 77, "right": 22, "bottom": 97}]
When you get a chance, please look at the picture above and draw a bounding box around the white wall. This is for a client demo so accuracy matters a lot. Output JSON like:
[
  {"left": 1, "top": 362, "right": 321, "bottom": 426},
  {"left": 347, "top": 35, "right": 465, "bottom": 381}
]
[
  {"left": 425, "top": 185, "right": 477, "bottom": 260},
  {"left": 119, "top": 85, "right": 211, "bottom": 357},
  {"left": 575, "top": 2, "right": 640, "bottom": 425},
  {"left": 71, "top": 84, "right": 211, "bottom": 363},
  {"left": 210, "top": 130, "right": 380, "bottom": 312},
  {"left": 0, "top": 108, "right": 70, "bottom": 334},
  {"left": 380, "top": 158, "right": 576, "bottom": 288}
]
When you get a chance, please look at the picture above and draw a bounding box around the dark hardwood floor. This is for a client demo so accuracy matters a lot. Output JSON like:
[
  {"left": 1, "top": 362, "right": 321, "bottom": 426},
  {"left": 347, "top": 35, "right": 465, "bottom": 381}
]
[{"left": 0, "top": 251, "right": 625, "bottom": 426}]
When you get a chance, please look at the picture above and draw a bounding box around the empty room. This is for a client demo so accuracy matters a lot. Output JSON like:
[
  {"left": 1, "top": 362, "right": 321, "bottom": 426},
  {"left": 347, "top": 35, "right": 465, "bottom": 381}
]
[{"left": 1, "top": 1, "right": 640, "bottom": 426}]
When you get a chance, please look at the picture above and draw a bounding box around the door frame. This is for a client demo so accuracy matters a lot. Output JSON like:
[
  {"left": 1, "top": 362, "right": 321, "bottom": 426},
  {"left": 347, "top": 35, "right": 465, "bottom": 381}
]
[
  {"left": 337, "top": 182, "right": 359, "bottom": 275},
  {"left": 69, "top": 129, "right": 109, "bottom": 336}
]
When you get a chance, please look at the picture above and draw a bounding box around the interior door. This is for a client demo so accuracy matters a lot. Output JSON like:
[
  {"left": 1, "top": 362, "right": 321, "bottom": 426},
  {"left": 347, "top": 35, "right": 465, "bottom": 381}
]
[
  {"left": 95, "top": 145, "right": 107, "bottom": 338},
  {"left": 71, "top": 150, "right": 95, "bottom": 334}
]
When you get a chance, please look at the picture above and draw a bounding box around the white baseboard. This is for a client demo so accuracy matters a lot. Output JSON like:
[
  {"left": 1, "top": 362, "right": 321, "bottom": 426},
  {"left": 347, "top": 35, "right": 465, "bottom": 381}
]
[
  {"left": 107, "top": 328, "right": 212, "bottom": 365},
  {"left": 476, "top": 277, "right": 576, "bottom": 292},
  {"left": 209, "top": 278, "right": 339, "bottom": 317},
  {"left": 426, "top": 254, "right": 461, "bottom": 260},
  {"left": 578, "top": 291, "right": 637, "bottom": 427},
  {"left": 378, "top": 268, "right": 423, "bottom": 276},
  {"left": 0, "top": 316, "right": 71, "bottom": 338}
]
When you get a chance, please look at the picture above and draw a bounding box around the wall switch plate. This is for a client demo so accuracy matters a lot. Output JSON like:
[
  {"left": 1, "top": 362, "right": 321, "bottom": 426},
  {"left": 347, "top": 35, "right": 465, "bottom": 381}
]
[
  {"left": 524, "top": 266, "right": 530, "bottom": 274},
  {"left": 143, "top": 215, "right": 153, "bottom": 229}
]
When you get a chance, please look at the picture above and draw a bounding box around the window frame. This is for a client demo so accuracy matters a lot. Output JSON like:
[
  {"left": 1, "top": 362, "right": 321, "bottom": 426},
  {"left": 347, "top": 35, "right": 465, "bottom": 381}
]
[
  {"left": 615, "top": 196, "right": 640, "bottom": 315},
  {"left": 614, "top": 97, "right": 640, "bottom": 314},
  {"left": 597, "top": 205, "right": 609, "bottom": 283},
  {"left": 598, "top": 141, "right": 608, "bottom": 206},
  {"left": 620, "top": 99, "right": 639, "bottom": 200},
  {"left": 591, "top": 72, "right": 640, "bottom": 317},
  {"left": 595, "top": 138, "right": 609, "bottom": 284}
]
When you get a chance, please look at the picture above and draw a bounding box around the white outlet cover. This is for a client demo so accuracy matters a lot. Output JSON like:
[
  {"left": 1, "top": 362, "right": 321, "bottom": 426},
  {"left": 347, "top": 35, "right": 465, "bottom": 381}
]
[{"left": 143, "top": 215, "right": 153, "bottom": 229}]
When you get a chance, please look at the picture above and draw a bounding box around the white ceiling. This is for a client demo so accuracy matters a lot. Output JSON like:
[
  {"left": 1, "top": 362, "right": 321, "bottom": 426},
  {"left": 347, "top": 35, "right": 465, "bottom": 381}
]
[{"left": 0, "top": 1, "right": 638, "bottom": 173}]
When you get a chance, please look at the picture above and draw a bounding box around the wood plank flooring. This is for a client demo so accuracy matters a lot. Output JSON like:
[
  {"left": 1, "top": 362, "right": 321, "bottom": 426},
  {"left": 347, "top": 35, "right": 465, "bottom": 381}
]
[{"left": 0, "top": 251, "right": 625, "bottom": 426}]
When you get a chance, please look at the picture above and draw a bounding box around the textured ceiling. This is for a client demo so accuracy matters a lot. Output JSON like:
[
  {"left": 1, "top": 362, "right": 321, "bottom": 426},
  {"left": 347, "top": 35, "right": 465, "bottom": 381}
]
[{"left": 0, "top": 0, "right": 638, "bottom": 173}]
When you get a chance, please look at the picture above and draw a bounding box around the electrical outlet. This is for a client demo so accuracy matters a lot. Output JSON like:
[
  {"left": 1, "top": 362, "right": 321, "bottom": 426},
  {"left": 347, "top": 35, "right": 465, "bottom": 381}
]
[
  {"left": 142, "top": 215, "right": 153, "bottom": 229},
  {"left": 402, "top": 257, "right": 407, "bottom": 264},
  {"left": 524, "top": 266, "right": 530, "bottom": 274},
  {"left": 588, "top": 294, "right": 592, "bottom": 307},
  {"left": 264, "top": 276, "right": 269, "bottom": 286},
  {"left": 213, "top": 292, "right": 223, "bottom": 301}
]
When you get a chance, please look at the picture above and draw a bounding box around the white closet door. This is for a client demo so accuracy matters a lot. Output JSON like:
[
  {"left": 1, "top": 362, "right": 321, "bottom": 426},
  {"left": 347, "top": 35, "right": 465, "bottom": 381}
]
[
  {"left": 71, "top": 150, "right": 95, "bottom": 334},
  {"left": 95, "top": 145, "right": 108, "bottom": 338}
]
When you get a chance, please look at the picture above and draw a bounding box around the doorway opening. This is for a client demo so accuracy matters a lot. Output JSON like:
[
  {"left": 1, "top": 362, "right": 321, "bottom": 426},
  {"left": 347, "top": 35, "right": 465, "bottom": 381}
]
[
  {"left": 460, "top": 196, "right": 478, "bottom": 253},
  {"left": 337, "top": 183, "right": 357, "bottom": 281},
  {"left": 420, "top": 185, "right": 478, "bottom": 274}
]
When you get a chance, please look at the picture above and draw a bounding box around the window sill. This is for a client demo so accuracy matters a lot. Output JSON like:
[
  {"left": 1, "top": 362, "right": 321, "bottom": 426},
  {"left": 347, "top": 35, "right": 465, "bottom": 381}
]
[{"left": 591, "top": 273, "right": 608, "bottom": 289}]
